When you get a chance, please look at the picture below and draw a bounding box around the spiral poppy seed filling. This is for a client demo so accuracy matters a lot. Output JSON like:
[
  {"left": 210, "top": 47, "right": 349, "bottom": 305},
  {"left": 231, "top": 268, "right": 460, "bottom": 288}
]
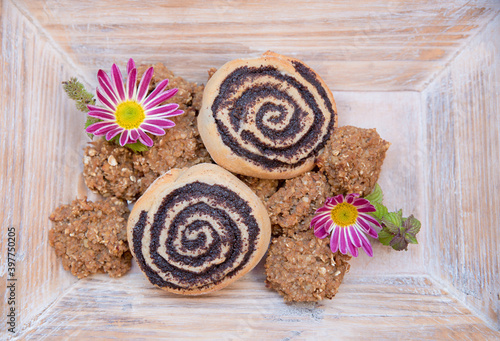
[
  {"left": 292, "top": 60, "right": 335, "bottom": 112},
  {"left": 211, "top": 64, "right": 336, "bottom": 172},
  {"left": 132, "top": 181, "right": 260, "bottom": 290}
]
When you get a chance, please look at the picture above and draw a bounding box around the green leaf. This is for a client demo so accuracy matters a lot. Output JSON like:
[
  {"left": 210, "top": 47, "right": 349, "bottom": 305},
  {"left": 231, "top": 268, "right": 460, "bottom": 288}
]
[
  {"left": 84, "top": 117, "right": 101, "bottom": 139},
  {"left": 109, "top": 134, "right": 120, "bottom": 145},
  {"left": 403, "top": 215, "right": 421, "bottom": 235},
  {"left": 377, "top": 229, "right": 393, "bottom": 246},
  {"left": 125, "top": 141, "right": 149, "bottom": 152},
  {"left": 405, "top": 233, "right": 418, "bottom": 244},
  {"left": 383, "top": 220, "right": 400, "bottom": 234},
  {"left": 370, "top": 202, "right": 388, "bottom": 221},
  {"left": 390, "top": 235, "right": 408, "bottom": 251},
  {"left": 107, "top": 134, "right": 149, "bottom": 152},
  {"left": 383, "top": 210, "right": 403, "bottom": 227},
  {"left": 382, "top": 210, "right": 402, "bottom": 234},
  {"left": 361, "top": 182, "right": 423, "bottom": 253},
  {"left": 364, "top": 183, "right": 383, "bottom": 204},
  {"left": 365, "top": 184, "right": 388, "bottom": 224}
]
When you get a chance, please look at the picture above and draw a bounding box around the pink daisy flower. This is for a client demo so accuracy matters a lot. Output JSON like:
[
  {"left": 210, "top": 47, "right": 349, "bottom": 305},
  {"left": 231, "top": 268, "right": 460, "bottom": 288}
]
[
  {"left": 86, "top": 58, "right": 183, "bottom": 147},
  {"left": 310, "top": 193, "right": 381, "bottom": 257}
]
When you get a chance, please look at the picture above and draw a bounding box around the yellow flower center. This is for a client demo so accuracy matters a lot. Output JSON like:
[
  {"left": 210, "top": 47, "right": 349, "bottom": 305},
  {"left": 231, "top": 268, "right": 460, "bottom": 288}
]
[
  {"left": 115, "top": 101, "right": 145, "bottom": 129},
  {"left": 330, "top": 202, "right": 359, "bottom": 227}
]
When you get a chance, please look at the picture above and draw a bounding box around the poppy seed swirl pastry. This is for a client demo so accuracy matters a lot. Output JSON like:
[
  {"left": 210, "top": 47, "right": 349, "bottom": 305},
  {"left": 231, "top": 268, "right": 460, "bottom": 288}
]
[
  {"left": 198, "top": 51, "right": 337, "bottom": 179},
  {"left": 127, "top": 163, "right": 271, "bottom": 295}
]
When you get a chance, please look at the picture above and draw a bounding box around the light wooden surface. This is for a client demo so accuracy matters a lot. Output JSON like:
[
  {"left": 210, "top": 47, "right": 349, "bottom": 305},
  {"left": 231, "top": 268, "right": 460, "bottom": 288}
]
[
  {"left": 423, "top": 15, "right": 500, "bottom": 330},
  {"left": 1, "top": 0, "right": 499, "bottom": 339},
  {"left": 14, "top": 0, "right": 500, "bottom": 91},
  {"left": 17, "top": 266, "right": 500, "bottom": 340},
  {"left": 0, "top": 0, "right": 83, "bottom": 334}
]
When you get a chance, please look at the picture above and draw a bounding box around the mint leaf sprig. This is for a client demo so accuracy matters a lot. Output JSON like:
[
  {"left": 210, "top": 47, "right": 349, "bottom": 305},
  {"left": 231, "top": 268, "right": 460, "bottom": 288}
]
[
  {"left": 364, "top": 184, "right": 421, "bottom": 251},
  {"left": 378, "top": 210, "right": 421, "bottom": 251},
  {"left": 364, "top": 184, "right": 387, "bottom": 223}
]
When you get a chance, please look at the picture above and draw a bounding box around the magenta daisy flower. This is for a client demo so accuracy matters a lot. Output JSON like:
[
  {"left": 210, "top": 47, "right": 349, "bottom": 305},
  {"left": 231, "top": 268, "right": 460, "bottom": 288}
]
[
  {"left": 310, "top": 193, "right": 381, "bottom": 257},
  {"left": 86, "top": 58, "right": 183, "bottom": 147}
]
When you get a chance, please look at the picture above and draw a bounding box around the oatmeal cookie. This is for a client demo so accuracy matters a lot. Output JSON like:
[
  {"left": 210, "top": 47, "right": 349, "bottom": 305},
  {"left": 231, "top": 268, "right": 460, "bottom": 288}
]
[
  {"left": 265, "top": 230, "right": 351, "bottom": 302},
  {"left": 49, "top": 197, "right": 132, "bottom": 278},
  {"left": 266, "top": 171, "right": 329, "bottom": 236},
  {"left": 207, "top": 67, "right": 217, "bottom": 81},
  {"left": 237, "top": 175, "right": 279, "bottom": 202},
  {"left": 316, "top": 125, "right": 390, "bottom": 196},
  {"left": 83, "top": 140, "right": 143, "bottom": 201}
]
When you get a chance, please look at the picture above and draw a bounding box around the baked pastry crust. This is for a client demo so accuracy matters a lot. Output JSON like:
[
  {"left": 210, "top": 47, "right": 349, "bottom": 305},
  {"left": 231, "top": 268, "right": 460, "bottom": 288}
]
[
  {"left": 316, "top": 125, "right": 390, "bottom": 196},
  {"left": 49, "top": 197, "right": 132, "bottom": 278},
  {"left": 265, "top": 230, "right": 351, "bottom": 302},
  {"left": 198, "top": 51, "right": 337, "bottom": 179},
  {"left": 266, "top": 171, "right": 329, "bottom": 236},
  {"left": 127, "top": 163, "right": 271, "bottom": 295}
]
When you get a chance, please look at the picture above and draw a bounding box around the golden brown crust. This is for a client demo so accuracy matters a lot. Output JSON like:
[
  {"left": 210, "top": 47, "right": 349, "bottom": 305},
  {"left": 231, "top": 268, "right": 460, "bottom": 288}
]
[
  {"left": 49, "top": 197, "right": 132, "bottom": 279},
  {"left": 316, "top": 125, "right": 390, "bottom": 196},
  {"left": 127, "top": 163, "right": 271, "bottom": 295},
  {"left": 265, "top": 230, "right": 350, "bottom": 302},
  {"left": 198, "top": 51, "right": 337, "bottom": 179}
]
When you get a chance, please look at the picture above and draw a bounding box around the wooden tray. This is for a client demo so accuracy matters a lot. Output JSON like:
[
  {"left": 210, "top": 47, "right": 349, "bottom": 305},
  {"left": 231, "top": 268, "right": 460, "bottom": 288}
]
[{"left": 1, "top": 0, "right": 499, "bottom": 339}]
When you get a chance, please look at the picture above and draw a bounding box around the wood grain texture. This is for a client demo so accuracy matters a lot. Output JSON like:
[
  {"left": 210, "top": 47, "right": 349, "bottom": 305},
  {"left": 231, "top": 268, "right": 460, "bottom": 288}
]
[
  {"left": 17, "top": 268, "right": 500, "bottom": 340},
  {"left": 423, "top": 15, "right": 500, "bottom": 330},
  {"left": 1, "top": 0, "right": 499, "bottom": 338},
  {"left": 14, "top": 0, "right": 500, "bottom": 91},
  {"left": 0, "top": 0, "right": 87, "bottom": 337}
]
